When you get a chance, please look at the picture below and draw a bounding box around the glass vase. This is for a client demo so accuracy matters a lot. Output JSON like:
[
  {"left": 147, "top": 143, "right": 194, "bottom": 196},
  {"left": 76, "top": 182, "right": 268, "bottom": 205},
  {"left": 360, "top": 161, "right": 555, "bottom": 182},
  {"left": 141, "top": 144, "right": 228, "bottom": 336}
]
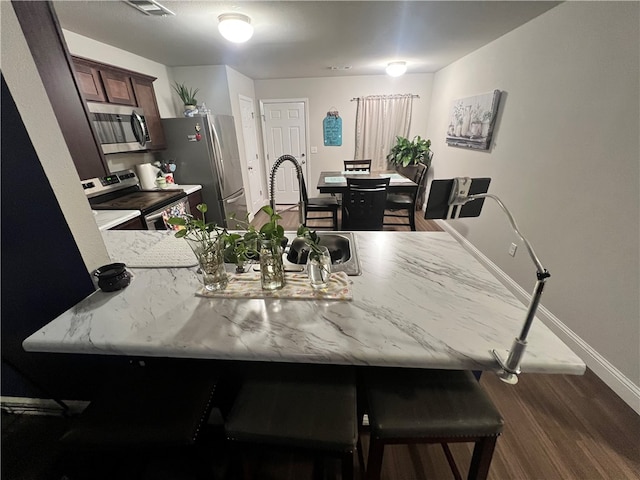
[
  {"left": 185, "top": 236, "right": 228, "bottom": 291},
  {"left": 307, "top": 246, "right": 332, "bottom": 289},
  {"left": 259, "top": 239, "right": 285, "bottom": 290}
]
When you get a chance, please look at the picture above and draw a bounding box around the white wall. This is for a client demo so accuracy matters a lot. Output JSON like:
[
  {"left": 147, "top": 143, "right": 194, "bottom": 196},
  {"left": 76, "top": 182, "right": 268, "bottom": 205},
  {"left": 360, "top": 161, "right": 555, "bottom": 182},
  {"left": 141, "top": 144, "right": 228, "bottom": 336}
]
[
  {"left": 255, "top": 74, "right": 434, "bottom": 196},
  {"left": 171, "top": 65, "right": 231, "bottom": 116},
  {"left": 226, "top": 66, "right": 267, "bottom": 213},
  {"left": 425, "top": 1, "right": 639, "bottom": 405},
  {"left": 1, "top": 6, "right": 110, "bottom": 272}
]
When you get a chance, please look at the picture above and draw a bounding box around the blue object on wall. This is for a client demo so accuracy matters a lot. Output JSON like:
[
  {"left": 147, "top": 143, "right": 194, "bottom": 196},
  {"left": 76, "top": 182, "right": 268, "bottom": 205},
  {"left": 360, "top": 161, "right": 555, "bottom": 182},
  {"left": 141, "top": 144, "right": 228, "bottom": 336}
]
[{"left": 323, "top": 110, "right": 342, "bottom": 146}]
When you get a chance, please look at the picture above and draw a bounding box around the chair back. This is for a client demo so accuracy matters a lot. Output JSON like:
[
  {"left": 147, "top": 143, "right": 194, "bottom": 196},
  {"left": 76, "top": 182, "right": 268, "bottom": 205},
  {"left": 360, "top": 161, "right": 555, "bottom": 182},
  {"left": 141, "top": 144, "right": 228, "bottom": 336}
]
[
  {"left": 343, "top": 159, "right": 372, "bottom": 172},
  {"left": 344, "top": 177, "right": 390, "bottom": 230},
  {"left": 411, "top": 163, "right": 428, "bottom": 208}
]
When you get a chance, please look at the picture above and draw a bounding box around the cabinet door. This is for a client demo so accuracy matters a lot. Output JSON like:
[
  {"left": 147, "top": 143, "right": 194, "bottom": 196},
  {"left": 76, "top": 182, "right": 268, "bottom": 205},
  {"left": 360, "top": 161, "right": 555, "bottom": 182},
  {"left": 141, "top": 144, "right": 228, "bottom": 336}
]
[
  {"left": 99, "top": 69, "right": 136, "bottom": 106},
  {"left": 131, "top": 76, "right": 166, "bottom": 150},
  {"left": 111, "top": 216, "right": 145, "bottom": 230},
  {"left": 188, "top": 190, "right": 204, "bottom": 221},
  {"left": 73, "top": 61, "right": 106, "bottom": 102}
]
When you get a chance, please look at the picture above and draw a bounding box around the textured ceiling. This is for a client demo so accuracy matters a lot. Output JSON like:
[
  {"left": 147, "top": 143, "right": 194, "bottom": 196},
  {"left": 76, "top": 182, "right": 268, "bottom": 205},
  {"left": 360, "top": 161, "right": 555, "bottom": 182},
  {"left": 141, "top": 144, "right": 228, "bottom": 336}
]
[{"left": 53, "top": 1, "right": 560, "bottom": 79}]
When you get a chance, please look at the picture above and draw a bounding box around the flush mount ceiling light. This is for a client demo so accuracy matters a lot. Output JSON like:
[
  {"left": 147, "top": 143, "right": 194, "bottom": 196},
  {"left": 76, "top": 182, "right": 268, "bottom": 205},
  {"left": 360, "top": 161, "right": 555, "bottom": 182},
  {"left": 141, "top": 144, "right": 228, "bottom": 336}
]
[
  {"left": 218, "top": 13, "right": 254, "bottom": 43},
  {"left": 123, "top": 0, "right": 175, "bottom": 17},
  {"left": 386, "top": 61, "right": 407, "bottom": 77}
]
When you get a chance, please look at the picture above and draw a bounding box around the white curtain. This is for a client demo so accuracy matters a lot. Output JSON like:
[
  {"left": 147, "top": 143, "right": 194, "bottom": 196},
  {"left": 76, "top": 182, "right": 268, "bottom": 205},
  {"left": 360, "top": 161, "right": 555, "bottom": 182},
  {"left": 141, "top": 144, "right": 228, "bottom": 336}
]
[{"left": 354, "top": 94, "right": 413, "bottom": 170}]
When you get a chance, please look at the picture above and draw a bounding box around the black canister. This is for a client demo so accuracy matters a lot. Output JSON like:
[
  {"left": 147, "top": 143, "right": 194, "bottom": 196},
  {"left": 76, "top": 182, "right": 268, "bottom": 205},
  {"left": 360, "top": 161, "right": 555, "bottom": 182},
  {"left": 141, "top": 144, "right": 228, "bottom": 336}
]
[{"left": 94, "top": 263, "right": 131, "bottom": 292}]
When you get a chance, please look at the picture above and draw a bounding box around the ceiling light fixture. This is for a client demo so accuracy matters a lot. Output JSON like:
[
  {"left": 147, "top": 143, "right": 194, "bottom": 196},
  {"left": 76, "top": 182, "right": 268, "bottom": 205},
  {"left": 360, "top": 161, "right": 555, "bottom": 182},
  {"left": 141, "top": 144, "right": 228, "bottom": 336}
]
[
  {"left": 218, "top": 13, "right": 254, "bottom": 43},
  {"left": 386, "top": 61, "right": 407, "bottom": 77}
]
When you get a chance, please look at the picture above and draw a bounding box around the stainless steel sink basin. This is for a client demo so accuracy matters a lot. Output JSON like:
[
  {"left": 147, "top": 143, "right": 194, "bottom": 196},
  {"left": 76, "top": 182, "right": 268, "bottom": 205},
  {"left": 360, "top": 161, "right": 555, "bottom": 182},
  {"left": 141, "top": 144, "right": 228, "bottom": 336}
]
[{"left": 285, "top": 232, "right": 361, "bottom": 276}]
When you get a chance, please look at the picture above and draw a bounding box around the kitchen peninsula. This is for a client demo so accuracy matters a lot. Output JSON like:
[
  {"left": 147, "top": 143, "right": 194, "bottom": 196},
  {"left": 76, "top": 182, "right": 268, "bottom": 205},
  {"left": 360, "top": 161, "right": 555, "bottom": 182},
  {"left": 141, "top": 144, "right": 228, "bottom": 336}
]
[{"left": 23, "top": 230, "right": 584, "bottom": 376}]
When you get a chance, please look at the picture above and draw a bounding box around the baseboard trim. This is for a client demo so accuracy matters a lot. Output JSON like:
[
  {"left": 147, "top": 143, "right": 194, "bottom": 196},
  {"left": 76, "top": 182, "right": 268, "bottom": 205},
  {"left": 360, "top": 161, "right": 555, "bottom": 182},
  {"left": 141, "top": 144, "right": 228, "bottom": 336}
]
[
  {"left": 437, "top": 220, "right": 640, "bottom": 415},
  {"left": 1, "top": 396, "right": 88, "bottom": 416}
]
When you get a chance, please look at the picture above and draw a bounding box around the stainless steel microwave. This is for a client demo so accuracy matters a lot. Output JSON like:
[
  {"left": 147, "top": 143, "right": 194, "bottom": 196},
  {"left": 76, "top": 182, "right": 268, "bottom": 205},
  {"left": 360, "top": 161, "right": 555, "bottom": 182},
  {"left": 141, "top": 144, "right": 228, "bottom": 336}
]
[{"left": 87, "top": 102, "right": 151, "bottom": 154}]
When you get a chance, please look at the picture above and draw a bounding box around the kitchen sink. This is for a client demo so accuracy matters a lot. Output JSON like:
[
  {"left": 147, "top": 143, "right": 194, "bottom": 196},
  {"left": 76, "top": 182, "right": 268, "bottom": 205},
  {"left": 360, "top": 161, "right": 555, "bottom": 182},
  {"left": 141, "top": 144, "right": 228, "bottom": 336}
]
[{"left": 285, "top": 232, "right": 361, "bottom": 276}]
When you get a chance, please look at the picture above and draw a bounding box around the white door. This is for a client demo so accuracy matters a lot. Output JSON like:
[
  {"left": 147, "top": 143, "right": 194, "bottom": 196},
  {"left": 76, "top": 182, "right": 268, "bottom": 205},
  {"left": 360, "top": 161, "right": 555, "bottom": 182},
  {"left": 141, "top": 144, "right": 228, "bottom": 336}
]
[
  {"left": 261, "top": 101, "right": 308, "bottom": 205},
  {"left": 239, "top": 95, "right": 265, "bottom": 216}
]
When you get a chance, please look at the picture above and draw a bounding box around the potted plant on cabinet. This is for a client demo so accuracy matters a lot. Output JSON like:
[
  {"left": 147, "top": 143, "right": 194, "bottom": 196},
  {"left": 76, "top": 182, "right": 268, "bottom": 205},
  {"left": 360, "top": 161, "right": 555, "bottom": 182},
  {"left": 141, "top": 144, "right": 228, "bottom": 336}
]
[{"left": 171, "top": 82, "right": 200, "bottom": 117}]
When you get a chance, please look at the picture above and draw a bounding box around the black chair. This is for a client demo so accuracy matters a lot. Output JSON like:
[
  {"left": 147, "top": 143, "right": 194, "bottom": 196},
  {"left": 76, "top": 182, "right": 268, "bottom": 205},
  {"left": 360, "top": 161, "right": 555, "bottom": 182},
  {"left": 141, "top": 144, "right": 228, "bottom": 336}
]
[
  {"left": 344, "top": 159, "right": 372, "bottom": 172},
  {"left": 361, "top": 369, "right": 504, "bottom": 480},
  {"left": 225, "top": 364, "right": 358, "bottom": 479},
  {"left": 343, "top": 177, "right": 390, "bottom": 231},
  {"left": 383, "top": 162, "right": 428, "bottom": 231},
  {"left": 57, "top": 362, "right": 219, "bottom": 478},
  {"left": 301, "top": 175, "right": 339, "bottom": 230}
]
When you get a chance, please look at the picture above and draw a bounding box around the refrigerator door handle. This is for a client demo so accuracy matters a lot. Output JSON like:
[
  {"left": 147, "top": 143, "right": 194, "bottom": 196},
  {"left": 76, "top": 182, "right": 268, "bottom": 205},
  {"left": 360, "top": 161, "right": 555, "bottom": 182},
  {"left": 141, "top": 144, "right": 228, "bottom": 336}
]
[
  {"left": 225, "top": 190, "right": 244, "bottom": 204},
  {"left": 209, "top": 118, "right": 226, "bottom": 189}
]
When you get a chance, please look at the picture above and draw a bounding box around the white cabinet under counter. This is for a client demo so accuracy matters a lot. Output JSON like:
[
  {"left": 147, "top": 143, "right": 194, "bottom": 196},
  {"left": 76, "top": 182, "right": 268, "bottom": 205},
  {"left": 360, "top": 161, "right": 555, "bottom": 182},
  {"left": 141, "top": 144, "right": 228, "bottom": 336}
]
[{"left": 93, "top": 210, "right": 141, "bottom": 231}]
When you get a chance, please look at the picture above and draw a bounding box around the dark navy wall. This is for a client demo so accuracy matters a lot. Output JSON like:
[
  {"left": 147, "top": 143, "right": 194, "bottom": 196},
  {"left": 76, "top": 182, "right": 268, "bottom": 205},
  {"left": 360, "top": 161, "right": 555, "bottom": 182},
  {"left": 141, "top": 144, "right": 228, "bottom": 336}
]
[{"left": 1, "top": 75, "right": 122, "bottom": 400}]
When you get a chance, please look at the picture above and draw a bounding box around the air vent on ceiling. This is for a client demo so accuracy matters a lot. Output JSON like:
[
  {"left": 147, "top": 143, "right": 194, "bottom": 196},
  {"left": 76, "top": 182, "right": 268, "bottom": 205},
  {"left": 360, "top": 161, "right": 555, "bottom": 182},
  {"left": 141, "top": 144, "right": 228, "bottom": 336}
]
[
  {"left": 330, "top": 66, "right": 352, "bottom": 71},
  {"left": 123, "top": 0, "right": 175, "bottom": 16}
]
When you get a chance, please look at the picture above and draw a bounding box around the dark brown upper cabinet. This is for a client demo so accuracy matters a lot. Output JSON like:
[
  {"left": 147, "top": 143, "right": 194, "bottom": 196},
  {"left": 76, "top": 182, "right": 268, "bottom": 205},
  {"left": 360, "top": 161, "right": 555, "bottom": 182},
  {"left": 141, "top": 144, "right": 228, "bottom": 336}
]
[
  {"left": 12, "top": 1, "right": 110, "bottom": 181},
  {"left": 72, "top": 56, "right": 166, "bottom": 151}
]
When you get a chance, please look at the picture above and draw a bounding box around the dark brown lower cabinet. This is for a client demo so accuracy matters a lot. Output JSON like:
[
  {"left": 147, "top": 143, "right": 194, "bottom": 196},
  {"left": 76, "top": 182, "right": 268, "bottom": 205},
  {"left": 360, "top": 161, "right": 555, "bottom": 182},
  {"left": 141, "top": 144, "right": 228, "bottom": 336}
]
[
  {"left": 188, "top": 190, "right": 204, "bottom": 221},
  {"left": 111, "top": 216, "right": 145, "bottom": 230}
]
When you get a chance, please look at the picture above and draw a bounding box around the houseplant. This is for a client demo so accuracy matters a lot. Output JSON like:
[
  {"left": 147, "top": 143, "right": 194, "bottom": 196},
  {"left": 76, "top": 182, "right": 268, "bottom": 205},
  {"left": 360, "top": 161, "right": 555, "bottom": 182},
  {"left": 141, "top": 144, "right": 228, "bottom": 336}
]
[
  {"left": 297, "top": 225, "right": 332, "bottom": 289},
  {"left": 167, "top": 204, "right": 228, "bottom": 291},
  {"left": 387, "top": 135, "right": 432, "bottom": 168},
  {"left": 255, "top": 205, "right": 287, "bottom": 290},
  {"left": 171, "top": 82, "right": 200, "bottom": 116},
  {"left": 387, "top": 135, "right": 433, "bottom": 211}
]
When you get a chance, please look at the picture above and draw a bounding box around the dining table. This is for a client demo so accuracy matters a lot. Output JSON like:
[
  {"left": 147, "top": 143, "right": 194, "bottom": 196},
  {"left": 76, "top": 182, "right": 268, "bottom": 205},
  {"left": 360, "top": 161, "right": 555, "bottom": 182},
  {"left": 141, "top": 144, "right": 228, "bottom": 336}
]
[
  {"left": 22, "top": 229, "right": 585, "bottom": 377},
  {"left": 316, "top": 170, "right": 417, "bottom": 195}
]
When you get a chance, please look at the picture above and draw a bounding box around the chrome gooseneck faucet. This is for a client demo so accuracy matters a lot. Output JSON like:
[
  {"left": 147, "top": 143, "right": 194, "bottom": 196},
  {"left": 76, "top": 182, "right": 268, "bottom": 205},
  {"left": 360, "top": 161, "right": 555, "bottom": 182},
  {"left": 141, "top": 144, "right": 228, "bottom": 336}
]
[{"left": 269, "top": 154, "right": 306, "bottom": 225}]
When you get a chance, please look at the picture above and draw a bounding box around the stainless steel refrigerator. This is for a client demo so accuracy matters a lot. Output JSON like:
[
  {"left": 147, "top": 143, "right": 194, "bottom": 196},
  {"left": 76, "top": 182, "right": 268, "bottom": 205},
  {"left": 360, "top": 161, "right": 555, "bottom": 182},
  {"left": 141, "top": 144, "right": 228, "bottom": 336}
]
[{"left": 160, "top": 115, "right": 247, "bottom": 228}]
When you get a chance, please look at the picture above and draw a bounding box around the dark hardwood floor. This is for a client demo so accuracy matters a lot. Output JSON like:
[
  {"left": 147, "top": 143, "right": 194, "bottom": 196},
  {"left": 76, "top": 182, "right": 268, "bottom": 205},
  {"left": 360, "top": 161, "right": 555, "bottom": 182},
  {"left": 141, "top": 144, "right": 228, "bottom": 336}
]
[{"left": 2, "top": 209, "right": 638, "bottom": 479}]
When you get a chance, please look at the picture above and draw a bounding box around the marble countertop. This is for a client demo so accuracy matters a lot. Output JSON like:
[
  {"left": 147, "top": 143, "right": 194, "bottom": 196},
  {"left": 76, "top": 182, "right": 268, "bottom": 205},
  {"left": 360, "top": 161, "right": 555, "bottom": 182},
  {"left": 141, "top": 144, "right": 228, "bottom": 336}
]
[
  {"left": 23, "top": 230, "right": 585, "bottom": 375},
  {"left": 93, "top": 210, "right": 140, "bottom": 231}
]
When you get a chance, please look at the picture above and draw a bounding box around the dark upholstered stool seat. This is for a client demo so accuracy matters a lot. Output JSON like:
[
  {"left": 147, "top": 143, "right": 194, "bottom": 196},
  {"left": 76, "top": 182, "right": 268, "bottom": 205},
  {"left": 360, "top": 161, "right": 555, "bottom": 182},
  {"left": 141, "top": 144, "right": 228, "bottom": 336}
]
[
  {"left": 363, "top": 369, "right": 504, "bottom": 480},
  {"left": 225, "top": 364, "right": 357, "bottom": 478},
  {"left": 60, "top": 365, "right": 218, "bottom": 449}
]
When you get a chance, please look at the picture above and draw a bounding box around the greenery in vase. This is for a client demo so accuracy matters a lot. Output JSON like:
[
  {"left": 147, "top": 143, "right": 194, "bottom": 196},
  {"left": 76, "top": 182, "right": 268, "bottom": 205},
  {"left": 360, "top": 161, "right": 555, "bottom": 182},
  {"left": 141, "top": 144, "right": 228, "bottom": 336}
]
[
  {"left": 171, "top": 81, "right": 199, "bottom": 106},
  {"left": 387, "top": 135, "right": 432, "bottom": 168},
  {"left": 296, "top": 225, "right": 324, "bottom": 261},
  {"left": 222, "top": 205, "right": 286, "bottom": 271},
  {"left": 167, "top": 203, "right": 222, "bottom": 242}
]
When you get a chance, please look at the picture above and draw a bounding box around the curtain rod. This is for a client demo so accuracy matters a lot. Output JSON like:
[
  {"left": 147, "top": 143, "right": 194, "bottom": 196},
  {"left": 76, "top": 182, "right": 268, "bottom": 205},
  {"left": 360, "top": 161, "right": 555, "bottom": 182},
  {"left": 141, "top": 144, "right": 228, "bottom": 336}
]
[{"left": 350, "top": 94, "right": 419, "bottom": 101}]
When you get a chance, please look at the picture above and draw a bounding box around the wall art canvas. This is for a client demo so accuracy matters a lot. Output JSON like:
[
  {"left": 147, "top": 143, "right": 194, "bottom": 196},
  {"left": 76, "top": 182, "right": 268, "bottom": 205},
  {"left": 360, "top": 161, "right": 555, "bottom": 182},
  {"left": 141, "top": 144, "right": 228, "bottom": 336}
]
[{"left": 446, "top": 90, "right": 501, "bottom": 150}]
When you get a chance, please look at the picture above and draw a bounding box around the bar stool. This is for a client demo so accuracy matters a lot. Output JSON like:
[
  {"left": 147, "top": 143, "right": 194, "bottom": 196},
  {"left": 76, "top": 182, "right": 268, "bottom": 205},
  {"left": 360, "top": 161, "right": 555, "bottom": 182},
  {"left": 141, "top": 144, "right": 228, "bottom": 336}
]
[
  {"left": 362, "top": 368, "right": 504, "bottom": 480},
  {"left": 57, "top": 363, "right": 219, "bottom": 478},
  {"left": 225, "top": 363, "right": 358, "bottom": 479}
]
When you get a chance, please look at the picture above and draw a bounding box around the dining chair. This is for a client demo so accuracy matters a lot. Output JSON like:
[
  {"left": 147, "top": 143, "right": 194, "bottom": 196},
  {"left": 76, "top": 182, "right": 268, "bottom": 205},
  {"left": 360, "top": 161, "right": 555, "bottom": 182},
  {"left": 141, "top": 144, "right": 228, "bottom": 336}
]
[
  {"left": 343, "top": 159, "right": 372, "bottom": 172},
  {"left": 383, "top": 162, "right": 428, "bottom": 231},
  {"left": 343, "top": 176, "right": 390, "bottom": 231},
  {"left": 360, "top": 368, "right": 504, "bottom": 480},
  {"left": 56, "top": 362, "right": 219, "bottom": 478},
  {"left": 300, "top": 175, "right": 339, "bottom": 230},
  {"left": 225, "top": 363, "right": 358, "bottom": 479}
]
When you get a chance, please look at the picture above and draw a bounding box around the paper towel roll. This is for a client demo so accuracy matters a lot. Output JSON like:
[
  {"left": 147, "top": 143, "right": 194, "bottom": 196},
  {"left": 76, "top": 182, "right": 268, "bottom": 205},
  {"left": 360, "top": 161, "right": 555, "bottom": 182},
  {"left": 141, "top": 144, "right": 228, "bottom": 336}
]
[{"left": 136, "top": 163, "right": 160, "bottom": 190}]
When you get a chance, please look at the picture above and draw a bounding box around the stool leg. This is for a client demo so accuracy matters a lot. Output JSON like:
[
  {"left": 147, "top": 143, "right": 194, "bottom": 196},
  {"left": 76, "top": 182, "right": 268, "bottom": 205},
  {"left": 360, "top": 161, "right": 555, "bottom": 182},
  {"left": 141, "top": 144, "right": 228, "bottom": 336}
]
[
  {"left": 467, "top": 436, "right": 498, "bottom": 480},
  {"left": 365, "top": 437, "right": 385, "bottom": 480}
]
